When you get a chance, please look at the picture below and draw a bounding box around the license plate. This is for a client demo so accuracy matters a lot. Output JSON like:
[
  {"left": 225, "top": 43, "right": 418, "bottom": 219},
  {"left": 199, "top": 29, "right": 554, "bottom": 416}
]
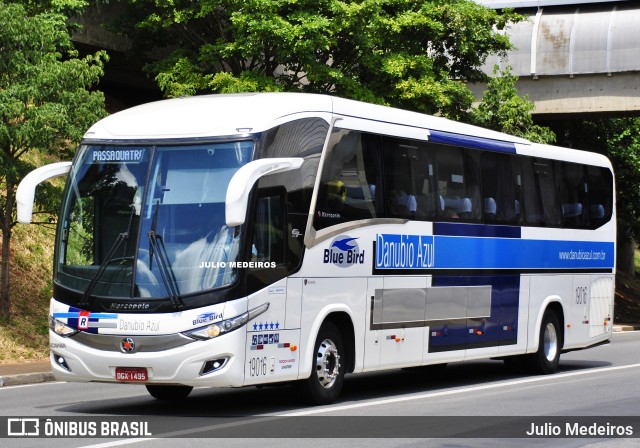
[{"left": 115, "top": 367, "right": 148, "bottom": 382}]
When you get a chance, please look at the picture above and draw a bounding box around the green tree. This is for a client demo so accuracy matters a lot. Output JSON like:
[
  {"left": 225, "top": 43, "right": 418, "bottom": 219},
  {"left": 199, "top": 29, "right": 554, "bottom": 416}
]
[
  {"left": 471, "top": 65, "right": 555, "bottom": 144},
  {"left": 19, "top": 0, "right": 88, "bottom": 15},
  {"left": 0, "top": 1, "right": 107, "bottom": 318},
  {"left": 122, "top": 0, "right": 519, "bottom": 119}
]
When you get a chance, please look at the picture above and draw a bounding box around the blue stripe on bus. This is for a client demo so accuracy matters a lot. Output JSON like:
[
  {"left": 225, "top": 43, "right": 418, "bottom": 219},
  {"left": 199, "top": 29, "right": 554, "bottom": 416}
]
[
  {"left": 428, "top": 275, "right": 520, "bottom": 353},
  {"left": 434, "top": 238, "right": 614, "bottom": 270},
  {"left": 434, "top": 222, "right": 521, "bottom": 239},
  {"left": 428, "top": 130, "right": 517, "bottom": 153},
  {"left": 52, "top": 312, "right": 118, "bottom": 319},
  {"left": 374, "top": 233, "right": 614, "bottom": 271}
]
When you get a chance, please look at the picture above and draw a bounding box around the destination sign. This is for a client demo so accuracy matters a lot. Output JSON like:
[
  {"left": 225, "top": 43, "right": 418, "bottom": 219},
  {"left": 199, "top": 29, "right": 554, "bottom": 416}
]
[{"left": 88, "top": 149, "right": 146, "bottom": 164}]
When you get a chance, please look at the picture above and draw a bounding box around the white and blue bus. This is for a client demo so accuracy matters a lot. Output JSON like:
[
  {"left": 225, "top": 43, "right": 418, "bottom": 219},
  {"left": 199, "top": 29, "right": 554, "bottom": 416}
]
[{"left": 17, "top": 93, "right": 615, "bottom": 404}]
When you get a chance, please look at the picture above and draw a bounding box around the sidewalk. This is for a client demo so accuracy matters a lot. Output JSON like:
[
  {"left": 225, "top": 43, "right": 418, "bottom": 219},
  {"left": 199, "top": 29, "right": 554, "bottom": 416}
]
[
  {"left": 1, "top": 324, "right": 638, "bottom": 387},
  {"left": 0, "top": 359, "right": 54, "bottom": 387}
]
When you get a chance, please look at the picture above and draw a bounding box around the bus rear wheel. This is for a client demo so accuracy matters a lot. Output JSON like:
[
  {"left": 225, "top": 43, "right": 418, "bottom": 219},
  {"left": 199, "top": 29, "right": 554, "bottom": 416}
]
[
  {"left": 146, "top": 385, "right": 193, "bottom": 400},
  {"left": 526, "top": 309, "right": 562, "bottom": 374},
  {"left": 297, "top": 322, "right": 346, "bottom": 405}
]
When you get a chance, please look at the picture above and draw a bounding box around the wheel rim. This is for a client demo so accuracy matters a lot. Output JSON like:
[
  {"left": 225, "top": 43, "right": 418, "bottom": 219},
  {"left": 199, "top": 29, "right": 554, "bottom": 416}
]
[
  {"left": 543, "top": 322, "right": 558, "bottom": 362},
  {"left": 315, "top": 338, "right": 341, "bottom": 389}
]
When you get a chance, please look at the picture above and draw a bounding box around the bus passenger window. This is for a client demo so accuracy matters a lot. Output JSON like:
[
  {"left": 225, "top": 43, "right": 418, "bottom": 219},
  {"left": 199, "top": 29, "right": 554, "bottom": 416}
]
[
  {"left": 586, "top": 166, "right": 613, "bottom": 229},
  {"left": 522, "top": 158, "right": 561, "bottom": 227},
  {"left": 557, "top": 162, "right": 587, "bottom": 228},
  {"left": 480, "top": 152, "right": 523, "bottom": 225},
  {"left": 313, "top": 130, "right": 382, "bottom": 230},
  {"left": 383, "top": 138, "right": 435, "bottom": 220},
  {"left": 434, "top": 145, "right": 481, "bottom": 222}
]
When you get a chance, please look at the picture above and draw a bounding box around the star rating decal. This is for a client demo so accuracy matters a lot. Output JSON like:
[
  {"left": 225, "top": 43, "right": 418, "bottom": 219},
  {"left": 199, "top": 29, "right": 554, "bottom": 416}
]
[{"left": 252, "top": 321, "right": 280, "bottom": 331}]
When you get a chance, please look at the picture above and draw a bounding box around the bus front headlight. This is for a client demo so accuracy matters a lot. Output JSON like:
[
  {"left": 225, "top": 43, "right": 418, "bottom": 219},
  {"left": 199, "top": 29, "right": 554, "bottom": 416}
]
[
  {"left": 182, "top": 302, "right": 269, "bottom": 340},
  {"left": 50, "top": 317, "right": 78, "bottom": 337}
]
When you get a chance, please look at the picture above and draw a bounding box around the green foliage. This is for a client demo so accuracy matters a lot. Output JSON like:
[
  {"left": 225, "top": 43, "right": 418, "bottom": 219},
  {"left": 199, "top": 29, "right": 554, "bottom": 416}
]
[
  {"left": 0, "top": 0, "right": 107, "bottom": 317},
  {"left": 0, "top": 0, "right": 107, "bottom": 207},
  {"left": 14, "top": 0, "right": 89, "bottom": 15},
  {"left": 471, "top": 65, "right": 555, "bottom": 144},
  {"left": 126, "top": 0, "right": 520, "bottom": 119},
  {"left": 599, "top": 119, "right": 640, "bottom": 240}
]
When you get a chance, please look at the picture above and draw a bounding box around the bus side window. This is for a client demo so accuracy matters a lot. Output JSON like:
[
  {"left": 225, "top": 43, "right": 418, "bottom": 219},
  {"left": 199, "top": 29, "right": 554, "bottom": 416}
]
[
  {"left": 522, "top": 158, "right": 561, "bottom": 227},
  {"left": 247, "top": 190, "right": 290, "bottom": 292},
  {"left": 383, "top": 137, "right": 435, "bottom": 220},
  {"left": 313, "top": 130, "right": 382, "bottom": 230},
  {"left": 557, "top": 162, "right": 588, "bottom": 228},
  {"left": 586, "top": 166, "right": 613, "bottom": 229},
  {"left": 480, "top": 152, "right": 523, "bottom": 225},
  {"left": 252, "top": 193, "right": 286, "bottom": 266},
  {"left": 434, "top": 145, "right": 481, "bottom": 222}
]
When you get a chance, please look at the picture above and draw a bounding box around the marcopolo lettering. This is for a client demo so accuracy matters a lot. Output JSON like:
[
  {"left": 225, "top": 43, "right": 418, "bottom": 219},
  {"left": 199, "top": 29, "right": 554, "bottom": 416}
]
[
  {"left": 323, "top": 235, "right": 365, "bottom": 267},
  {"left": 375, "top": 233, "right": 435, "bottom": 269}
]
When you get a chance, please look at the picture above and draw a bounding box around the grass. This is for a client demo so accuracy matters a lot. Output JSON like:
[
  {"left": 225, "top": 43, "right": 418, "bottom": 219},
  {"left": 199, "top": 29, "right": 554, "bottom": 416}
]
[
  {"left": 0, "top": 150, "right": 62, "bottom": 364},
  {"left": 0, "top": 222, "right": 55, "bottom": 364}
]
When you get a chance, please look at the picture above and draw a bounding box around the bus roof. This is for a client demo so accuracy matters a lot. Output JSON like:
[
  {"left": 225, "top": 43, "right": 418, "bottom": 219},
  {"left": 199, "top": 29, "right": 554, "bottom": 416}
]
[
  {"left": 84, "top": 93, "right": 334, "bottom": 141},
  {"left": 83, "top": 92, "right": 524, "bottom": 144},
  {"left": 82, "top": 92, "right": 610, "bottom": 168}
]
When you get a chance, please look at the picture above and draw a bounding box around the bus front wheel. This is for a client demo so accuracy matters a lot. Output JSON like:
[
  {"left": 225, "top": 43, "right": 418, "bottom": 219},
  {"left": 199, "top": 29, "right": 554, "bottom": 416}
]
[
  {"left": 297, "top": 322, "right": 346, "bottom": 405},
  {"left": 146, "top": 385, "right": 193, "bottom": 401},
  {"left": 526, "top": 309, "right": 562, "bottom": 374}
]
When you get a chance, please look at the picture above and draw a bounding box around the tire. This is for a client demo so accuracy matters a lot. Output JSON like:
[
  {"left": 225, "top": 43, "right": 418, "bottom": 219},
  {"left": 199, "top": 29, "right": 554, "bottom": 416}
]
[
  {"left": 526, "top": 309, "right": 562, "bottom": 374},
  {"left": 296, "top": 322, "right": 346, "bottom": 405},
  {"left": 146, "top": 385, "right": 193, "bottom": 401}
]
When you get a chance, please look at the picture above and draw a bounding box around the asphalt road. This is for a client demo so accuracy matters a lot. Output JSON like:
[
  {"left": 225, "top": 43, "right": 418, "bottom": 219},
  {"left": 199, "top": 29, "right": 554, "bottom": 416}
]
[{"left": 2, "top": 331, "right": 640, "bottom": 448}]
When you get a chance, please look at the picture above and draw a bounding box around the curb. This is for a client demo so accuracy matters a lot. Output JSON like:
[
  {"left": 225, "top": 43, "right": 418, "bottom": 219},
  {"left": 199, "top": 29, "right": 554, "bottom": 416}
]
[
  {"left": 0, "top": 371, "right": 55, "bottom": 387},
  {"left": 613, "top": 324, "right": 640, "bottom": 332}
]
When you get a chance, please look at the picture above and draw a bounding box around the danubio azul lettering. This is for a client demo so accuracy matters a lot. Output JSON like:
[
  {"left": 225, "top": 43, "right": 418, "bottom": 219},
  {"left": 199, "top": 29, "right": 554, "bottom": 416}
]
[{"left": 375, "top": 234, "right": 435, "bottom": 269}]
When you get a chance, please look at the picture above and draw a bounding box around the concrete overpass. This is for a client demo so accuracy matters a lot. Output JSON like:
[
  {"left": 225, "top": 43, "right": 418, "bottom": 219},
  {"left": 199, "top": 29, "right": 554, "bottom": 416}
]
[
  {"left": 471, "top": 0, "right": 640, "bottom": 117},
  {"left": 71, "top": 2, "right": 162, "bottom": 111}
]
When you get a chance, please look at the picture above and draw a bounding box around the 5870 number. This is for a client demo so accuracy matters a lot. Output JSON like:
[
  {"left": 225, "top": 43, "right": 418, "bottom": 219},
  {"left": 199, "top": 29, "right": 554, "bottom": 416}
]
[{"left": 249, "top": 357, "right": 267, "bottom": 377}]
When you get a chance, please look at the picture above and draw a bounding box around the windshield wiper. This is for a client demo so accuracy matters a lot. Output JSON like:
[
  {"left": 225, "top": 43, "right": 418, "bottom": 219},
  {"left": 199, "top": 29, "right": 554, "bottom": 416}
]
[
  {"left": 148, "top": 201, "right": 184, "bottom": 309},
  {"left": 148, "top": 231, "right": 183, "bottom": 309},
  {"left": 79, "top": 232, "right": 127, "bottom": 309},
  {"left": 79, "top": 206, "right": 136, "bottom": 309}
]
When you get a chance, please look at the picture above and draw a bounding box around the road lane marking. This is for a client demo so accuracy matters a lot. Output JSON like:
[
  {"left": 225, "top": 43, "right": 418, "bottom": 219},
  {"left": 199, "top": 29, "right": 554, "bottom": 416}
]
[
  {"left": 76, "top": 362, "right": 640, "bottom": 446},
  {"left": 284, "top": 362, "right": 640, "bottom": 416},
  {"left": 0, "top": 381, "right": 63, "bottom": 390}
]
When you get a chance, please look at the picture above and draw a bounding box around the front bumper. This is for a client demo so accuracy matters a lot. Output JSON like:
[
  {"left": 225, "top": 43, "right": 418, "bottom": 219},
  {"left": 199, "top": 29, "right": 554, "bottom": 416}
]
[{"left": 49, "top": 328, "right": 247, "bottom": 388}]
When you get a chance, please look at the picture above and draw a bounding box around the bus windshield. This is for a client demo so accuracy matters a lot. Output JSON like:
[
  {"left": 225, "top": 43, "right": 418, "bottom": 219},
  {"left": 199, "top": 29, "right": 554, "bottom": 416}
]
[{"left": 55, "top": 141, "right": 254, "bottom": 299}]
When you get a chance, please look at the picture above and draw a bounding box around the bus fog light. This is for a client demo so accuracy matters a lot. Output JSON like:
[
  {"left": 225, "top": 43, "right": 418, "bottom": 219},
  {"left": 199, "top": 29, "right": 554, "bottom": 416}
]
[
  {"left": 201, "top": 357, "right": 229, "bottom": 375},
  {"left": 53, "top": 353, "right": 71, "bottom": 371}
]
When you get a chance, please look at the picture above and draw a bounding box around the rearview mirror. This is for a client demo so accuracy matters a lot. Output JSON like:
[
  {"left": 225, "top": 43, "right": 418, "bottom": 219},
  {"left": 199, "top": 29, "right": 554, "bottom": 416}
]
[
  {"left": 16, "top": 161, "right": 72, "bottom": 224},
  {"left": 226, "top": 158, "right": 303, "bottom": 227}
]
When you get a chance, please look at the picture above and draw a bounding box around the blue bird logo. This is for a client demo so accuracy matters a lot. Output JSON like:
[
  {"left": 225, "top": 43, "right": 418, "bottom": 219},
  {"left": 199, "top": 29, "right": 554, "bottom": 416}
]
[{"left": 332, "top": 237, "right": 359, "bottom": 251}]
